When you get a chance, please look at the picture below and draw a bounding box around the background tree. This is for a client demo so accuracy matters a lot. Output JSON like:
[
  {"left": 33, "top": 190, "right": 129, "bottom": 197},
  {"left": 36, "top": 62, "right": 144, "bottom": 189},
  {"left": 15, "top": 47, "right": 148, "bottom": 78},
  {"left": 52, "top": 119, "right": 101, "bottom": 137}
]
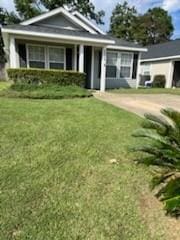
[
  {"left": 134, "top": 8, "right": 174, "bottom": 45},
  {"left": 109, "top": 1, "right": 137, "bottom": 41},
  {"left": 0, "top": 8, "right": 19, "bottom": 65},
  {"left": 109, "top": 2, "right": 174, "bottom": 46},
  {"left": 14, "top": 0, "right": 105, "bottom": 24}
]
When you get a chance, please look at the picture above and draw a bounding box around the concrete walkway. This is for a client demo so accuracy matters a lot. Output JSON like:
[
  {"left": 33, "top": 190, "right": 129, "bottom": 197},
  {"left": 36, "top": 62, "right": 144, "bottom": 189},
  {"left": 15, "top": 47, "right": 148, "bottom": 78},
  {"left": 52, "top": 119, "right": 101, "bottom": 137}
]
[{"left": 94, "top": 92, "right": 180, "bottom": 117}]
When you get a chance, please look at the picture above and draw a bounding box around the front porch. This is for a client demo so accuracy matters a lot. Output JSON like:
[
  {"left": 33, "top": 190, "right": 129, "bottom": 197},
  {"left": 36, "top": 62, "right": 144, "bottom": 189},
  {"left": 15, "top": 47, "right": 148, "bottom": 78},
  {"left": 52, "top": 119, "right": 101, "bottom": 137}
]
[{"left": 8, "top": 36, "right": 107, "bottom": 91}]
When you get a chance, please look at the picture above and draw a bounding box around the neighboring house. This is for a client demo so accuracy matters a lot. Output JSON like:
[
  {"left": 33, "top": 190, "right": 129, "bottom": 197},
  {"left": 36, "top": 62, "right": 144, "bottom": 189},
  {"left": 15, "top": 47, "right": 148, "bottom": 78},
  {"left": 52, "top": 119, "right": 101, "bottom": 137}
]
[
  {"left": 141, "top": 40, "right": 180, "bottom": 88},
  {"left": 1, "top": 7, "right": 147, "bottom": 91}
]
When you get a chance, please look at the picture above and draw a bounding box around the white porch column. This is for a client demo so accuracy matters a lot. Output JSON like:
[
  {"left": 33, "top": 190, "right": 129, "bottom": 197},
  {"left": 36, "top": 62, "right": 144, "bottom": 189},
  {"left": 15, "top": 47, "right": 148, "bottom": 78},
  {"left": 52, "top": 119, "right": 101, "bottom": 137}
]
[
  {"left": 100, "top": 47, "right": 107, "bottom": 92},
  {"left": 166, "top": 61, "right": 174, "bottom": 88},
  {"left": 79, "top": 44, "right": 84, "bottom": 72},
  {"left": 136, "top": 53, "right": 142, "bottom": 89},
  {"left": 74, "top": 45, "right": 77, "bottom": 71},
  {"left": 9, "top": 36, "right": 16, "bottom": 68},
  {"left": 91, "top": 46, "right": 94, "bottom": 89}
]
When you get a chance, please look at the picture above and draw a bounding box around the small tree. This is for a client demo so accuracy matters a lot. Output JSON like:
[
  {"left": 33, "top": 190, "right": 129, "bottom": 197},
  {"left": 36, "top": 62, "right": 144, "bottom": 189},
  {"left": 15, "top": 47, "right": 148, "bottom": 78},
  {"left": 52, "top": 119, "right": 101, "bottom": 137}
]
[{"left": 133, "top": 108, "right": 180, "bottom": 217}]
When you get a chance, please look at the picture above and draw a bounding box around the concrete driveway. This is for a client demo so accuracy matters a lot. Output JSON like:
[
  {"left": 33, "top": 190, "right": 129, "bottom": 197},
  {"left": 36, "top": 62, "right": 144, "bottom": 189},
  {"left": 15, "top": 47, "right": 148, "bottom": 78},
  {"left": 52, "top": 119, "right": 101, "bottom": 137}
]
[{"left": 94, "top": 92, "right": 180, "bottom": 117}]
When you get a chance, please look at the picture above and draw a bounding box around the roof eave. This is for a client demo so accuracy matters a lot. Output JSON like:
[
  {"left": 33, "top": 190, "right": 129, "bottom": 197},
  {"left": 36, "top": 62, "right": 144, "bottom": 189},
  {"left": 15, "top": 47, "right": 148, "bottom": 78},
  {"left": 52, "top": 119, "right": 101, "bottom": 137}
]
[
  {"left": 107, "top": 45, "right": 148, "bottom": 52},
  {"left": 2, "top": 28, "right": 114, "bottom": 45}
]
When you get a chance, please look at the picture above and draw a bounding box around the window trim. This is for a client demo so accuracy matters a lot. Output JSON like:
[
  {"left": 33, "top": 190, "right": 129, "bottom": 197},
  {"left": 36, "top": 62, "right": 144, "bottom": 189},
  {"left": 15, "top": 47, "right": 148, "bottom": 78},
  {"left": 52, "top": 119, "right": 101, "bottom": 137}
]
[
  {"left": 26, "top": 44, "right": 66, "bottom": 70},
  {"left": 106, "top": 50, "right": 134, "bottom": 80},
  {"left": 47, "top": 46, "right": 66, "bottom": 70}
]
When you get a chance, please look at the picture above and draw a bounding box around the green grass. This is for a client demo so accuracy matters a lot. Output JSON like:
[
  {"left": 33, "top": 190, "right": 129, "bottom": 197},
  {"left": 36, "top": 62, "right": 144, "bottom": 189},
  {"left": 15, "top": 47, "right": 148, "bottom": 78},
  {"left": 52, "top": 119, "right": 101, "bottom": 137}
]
[
  {"left": 109, "top": 88, "right": 180, "bottom": 95},
  {"left": 0, "top": 81, "right": 11, "bottom": 90},
  {"left": 0, "top": 83, "right": 92, "bottom": 99},
  {"left": 0, "top": 97, "right": 173, "bottom": 239}
]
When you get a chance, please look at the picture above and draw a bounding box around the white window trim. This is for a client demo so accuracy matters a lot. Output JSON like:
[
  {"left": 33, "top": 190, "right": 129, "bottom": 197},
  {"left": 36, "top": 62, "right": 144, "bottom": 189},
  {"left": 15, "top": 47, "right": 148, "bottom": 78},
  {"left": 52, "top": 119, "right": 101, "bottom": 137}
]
[
  {"left": 26, "top": 44, "right": 66, "bottom": 70},
  {"left": 106, "top": 51, "right": 134, "bottom": 80},
  {"left": 47, "top": 46, "right": 66, "bottom": 70}
]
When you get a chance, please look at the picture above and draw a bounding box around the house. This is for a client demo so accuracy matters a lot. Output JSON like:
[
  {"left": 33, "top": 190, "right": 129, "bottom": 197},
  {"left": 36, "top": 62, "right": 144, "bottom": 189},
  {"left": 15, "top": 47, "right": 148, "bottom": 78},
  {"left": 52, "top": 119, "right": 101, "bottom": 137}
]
[
  {"left": 1, "top": 7, "right": 147, "bottom": 91},
  {"left": 141, "top": 40, "right": 180, "bottom": 88}
]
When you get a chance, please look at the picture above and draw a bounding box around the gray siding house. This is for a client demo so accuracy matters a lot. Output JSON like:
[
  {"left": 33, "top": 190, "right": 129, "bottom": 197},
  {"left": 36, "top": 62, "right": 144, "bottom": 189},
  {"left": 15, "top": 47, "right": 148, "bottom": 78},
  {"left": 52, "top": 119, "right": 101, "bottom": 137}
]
[{"left": 2, "top": 7, "right": 147, "bottom": 91}]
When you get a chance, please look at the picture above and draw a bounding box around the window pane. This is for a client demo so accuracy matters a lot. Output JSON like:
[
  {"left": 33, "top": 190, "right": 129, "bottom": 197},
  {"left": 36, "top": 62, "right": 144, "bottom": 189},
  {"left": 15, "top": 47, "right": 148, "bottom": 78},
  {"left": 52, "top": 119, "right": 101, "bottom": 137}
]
[
  {"left": 106, "top": 66, "right": 117, "bottom": 78},
  {"left": 29, "top": 61, "right": 45, "bottom": 69},
  {"left": 49, "top": 47, "right": 64, "bottom": 62},
  {"left": 50, "top": 62, "right": 64, "bottom": 69},
  {"left": 107, "top": 52, "right": 118, "bottom": 65},
  {"left": 120, "top": 66, "right": 131, "bottom": 78},
  {"left": 121, "top": 53, "right": 132, "bottom": 66},
  {"left": 28, "top": 46, "right": 45, "bottom": 61}
]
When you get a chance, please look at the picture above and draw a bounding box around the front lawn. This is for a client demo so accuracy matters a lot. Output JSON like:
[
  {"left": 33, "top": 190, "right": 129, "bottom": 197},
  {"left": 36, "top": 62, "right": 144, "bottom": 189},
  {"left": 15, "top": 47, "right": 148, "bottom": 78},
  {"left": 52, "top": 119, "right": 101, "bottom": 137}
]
[
  {"left": 109, "top": 88, "right": 180, "bottom": 95},
  {"left": 0, "top": 83, "right": 92, "bottom": 99},
  {"left": 0, "top": 97, "right": 179, "bottom": 239}
]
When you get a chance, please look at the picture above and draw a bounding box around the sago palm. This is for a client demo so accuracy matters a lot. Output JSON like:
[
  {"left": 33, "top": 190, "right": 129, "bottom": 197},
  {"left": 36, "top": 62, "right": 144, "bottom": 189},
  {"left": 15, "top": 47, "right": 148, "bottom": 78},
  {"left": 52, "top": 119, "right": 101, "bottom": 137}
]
[{"left": 132, "top": 108, "right": 180, "bottom": 217}]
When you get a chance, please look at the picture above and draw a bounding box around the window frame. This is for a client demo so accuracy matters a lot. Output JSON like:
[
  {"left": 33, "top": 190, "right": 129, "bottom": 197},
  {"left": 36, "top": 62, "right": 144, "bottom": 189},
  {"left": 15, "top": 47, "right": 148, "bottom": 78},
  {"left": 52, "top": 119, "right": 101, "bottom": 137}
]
[
  {"left": 106, "top": 50, "right": 134, "bottom": 80},
  {"left": 26, "top": 44, "right": 66, "bottom": 70},
  {"left": 106, "top": 51, "right": 118, "bottom": 79},
  {"left": 47, "top": 46, "right": 66, "bottom": 70},
  {"left": 26, "top": 44, "right": 46, "bottom": 69}
]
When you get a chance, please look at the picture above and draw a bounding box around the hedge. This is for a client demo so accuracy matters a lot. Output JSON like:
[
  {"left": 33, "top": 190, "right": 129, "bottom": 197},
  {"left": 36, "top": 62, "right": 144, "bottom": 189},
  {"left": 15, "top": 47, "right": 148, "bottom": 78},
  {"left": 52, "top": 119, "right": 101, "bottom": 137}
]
[
  {"left": 7, "top": 68, "right": 86, "bottom": 87},
  {"left": 153, "top": 75, "right": 166, "bottom": 88}
]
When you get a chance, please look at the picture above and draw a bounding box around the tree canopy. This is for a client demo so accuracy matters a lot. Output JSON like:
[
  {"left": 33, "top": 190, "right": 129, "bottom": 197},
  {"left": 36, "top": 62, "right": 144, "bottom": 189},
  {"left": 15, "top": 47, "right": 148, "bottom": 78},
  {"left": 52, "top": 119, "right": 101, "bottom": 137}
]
[
  {"left": 14, "top": 0, "right": 105, "bottom": 24},
  {"left": 110, "top": 1, "right": 137, "bottom": 41},
  {"left": 109, "top": 1, "right": 174, "bottom": 46}
]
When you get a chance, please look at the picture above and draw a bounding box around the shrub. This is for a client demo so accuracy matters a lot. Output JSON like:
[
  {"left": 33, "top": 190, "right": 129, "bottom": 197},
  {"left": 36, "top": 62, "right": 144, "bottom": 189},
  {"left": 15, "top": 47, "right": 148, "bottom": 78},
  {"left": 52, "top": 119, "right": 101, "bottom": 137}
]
[
  {"left": 132, "top": 108, "right": 180, "bottom": 217},
  {"left": 0, "top": 84, "right": 92, "bottom": 99},
  {"left": 7, "top": 68, "right": 86, "bottom": 87},
  {"left": 153, "top": 75, "right": 166, "bottom": 88}
]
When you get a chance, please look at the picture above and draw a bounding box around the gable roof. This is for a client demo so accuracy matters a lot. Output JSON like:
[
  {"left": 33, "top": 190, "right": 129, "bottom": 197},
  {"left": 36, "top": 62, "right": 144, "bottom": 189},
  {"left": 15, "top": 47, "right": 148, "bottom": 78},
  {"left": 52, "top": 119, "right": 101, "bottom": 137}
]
[
  {"left": 72, "top": 11, "right": 105, "bottom": 35},
  {"left": 141, "top": 40, "right": 180, "bottom": 62},
  {"left": 21, "top": 7, "right": 98, "bottom": 34}
]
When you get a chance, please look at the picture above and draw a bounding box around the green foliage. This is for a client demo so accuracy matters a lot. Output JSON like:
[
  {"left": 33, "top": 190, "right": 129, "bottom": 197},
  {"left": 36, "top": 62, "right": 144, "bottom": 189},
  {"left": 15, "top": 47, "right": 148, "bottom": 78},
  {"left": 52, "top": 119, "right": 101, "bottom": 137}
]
[
  {"left": 0, "top": 7, "right": 20, "bottom": 65},
  {"left": 0, "top": 83, "right": 92, "bottom": 99},
  {"left": 133, "top": 108, "right": 180, "bottom": 217},
  {"left": 14, "top": 0, "right": 105, "bottom": 24},
  {"left": 109, "top": 2, "right": 174, "bottom": 45},
  {"left": 109, "top": 1, "right": 137, "bottom": 41},
  {"left": 134, "top": 8, "right": 174, "bottom": 46},
  {"left": 153, "top": 75, "right": 166, "bottom": 88},
  {"left": 7, "top": 68, "right": 86, "bottom": 86}
]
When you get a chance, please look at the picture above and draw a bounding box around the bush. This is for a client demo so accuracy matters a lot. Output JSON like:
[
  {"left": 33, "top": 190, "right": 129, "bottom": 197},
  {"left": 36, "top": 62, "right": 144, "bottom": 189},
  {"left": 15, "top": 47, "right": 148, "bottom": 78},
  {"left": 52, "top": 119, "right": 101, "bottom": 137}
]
[
  {"left": 0, "top": 84, "right": 92, "bottom": 99},
  {"left": 7, "top": 68, "right": 86, "bottom": 87},
  {"left": 132, "top": 108, "right": 180, "bottom": 217},
  {"left": 153, "top": 75, "right": 166, "bottom": 88}
]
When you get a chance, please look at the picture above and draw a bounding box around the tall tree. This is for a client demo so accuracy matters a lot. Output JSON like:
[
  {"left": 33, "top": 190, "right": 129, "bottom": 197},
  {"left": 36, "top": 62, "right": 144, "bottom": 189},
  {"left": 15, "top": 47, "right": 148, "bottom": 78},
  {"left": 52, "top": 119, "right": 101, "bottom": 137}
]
[
  {"left": 0, "top": 8, "right": 19, "bottom": 65},
  {"left": 134, "top": 8, "right": 174, "bottom": 45},
  {"left": 14, "top": 0, "right": 105, "bottom": 24},
  {"left": 109, "top": 1, "right": 138, "bottom": 41}
]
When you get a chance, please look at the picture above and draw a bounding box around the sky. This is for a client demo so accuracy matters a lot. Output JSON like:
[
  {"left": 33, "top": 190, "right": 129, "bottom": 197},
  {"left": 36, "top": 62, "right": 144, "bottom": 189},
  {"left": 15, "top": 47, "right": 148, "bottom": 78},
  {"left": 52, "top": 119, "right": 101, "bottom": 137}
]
[{"left": 1, "top": 0, "right": 180, "bottom": 38}]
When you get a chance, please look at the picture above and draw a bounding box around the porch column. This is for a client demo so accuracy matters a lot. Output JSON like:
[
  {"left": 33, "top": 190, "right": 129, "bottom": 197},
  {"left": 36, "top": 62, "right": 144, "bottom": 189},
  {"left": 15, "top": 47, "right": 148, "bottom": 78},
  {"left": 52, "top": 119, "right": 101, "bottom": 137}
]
[
  {"left": 91, "top": 46, "right": 94, "bottom": 89},
  {"left": 74, "top": 45, "right": 77, "bottom": 71},
  {"left": 166, "top": 61, "right": 174, "bottom": 88},
  {"left": 136, "top": 53, "right": 142, "bottom": 89},
  {"left": 100, "top": 47, "right": 107, "bottom": 92},
  {"left": 79, "top": 44, "right": 84, "bottom": 73},
  {"left": 9, "top": 36, "right": 16, "bottom": 68}
]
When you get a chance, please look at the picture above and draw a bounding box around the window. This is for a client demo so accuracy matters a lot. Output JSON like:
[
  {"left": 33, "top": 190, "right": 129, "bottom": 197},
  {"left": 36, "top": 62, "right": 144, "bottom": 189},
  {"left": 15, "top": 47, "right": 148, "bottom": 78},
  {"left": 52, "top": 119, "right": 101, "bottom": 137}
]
[
  {"left": 120, "top": 53, "right": 133, "bottom": 78},
  {"left": 48, "top": 47, "right": 65, "bottom": 70},
  {"left": 106, "top": 51, "right": 133, "bottom": 79},
  {"left": 142, "top": 64, "right": 150, "bottom": 76},
  {"left": 28, "top": 45, "right": 45, "bottom": 68},
  {"left": 106, "top": 52, "right": 118, "bottom": 78}
]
